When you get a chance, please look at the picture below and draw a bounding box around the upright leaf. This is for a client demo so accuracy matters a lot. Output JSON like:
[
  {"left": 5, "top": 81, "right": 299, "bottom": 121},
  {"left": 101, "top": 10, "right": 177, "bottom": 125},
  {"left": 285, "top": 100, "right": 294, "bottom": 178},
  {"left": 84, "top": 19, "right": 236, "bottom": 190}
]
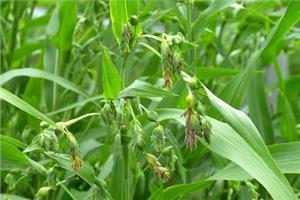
[
  {"left": 193, "top": 0, "right": 235, "bottom": 38},
  {"left": 101, "top": 48, "right": 121, "bottom": 99},
  {"left": 50, "top": 1, "right": 77, "bottom": 52},
  {"left": 110, "top": 0, "right": 142, "bottom": 43},
  {"left": 220, "top": 1, "right": 300, "bottom": 107},
  {"left": 248, "top": 74, "right": 274, "bottom": 144}
]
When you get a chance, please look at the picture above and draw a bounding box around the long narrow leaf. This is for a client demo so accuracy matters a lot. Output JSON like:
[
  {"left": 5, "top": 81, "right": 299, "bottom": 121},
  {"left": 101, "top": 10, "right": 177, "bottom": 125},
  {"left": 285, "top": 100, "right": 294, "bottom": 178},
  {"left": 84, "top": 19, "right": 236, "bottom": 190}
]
[
  {"left": 0, "top": 68, "right": 90, "bottom": 98},
  {"left": 119, "top": 80, "right": 177, "bottom": 98},
  {"left": 0, "top": 87, "right": 55, "bottom": 126},
  {"left": 102, "top": 48, "right": 122, "bottom": 99},
  {"left": 203, "top": 85, "right": 296, "bottom": 200}
]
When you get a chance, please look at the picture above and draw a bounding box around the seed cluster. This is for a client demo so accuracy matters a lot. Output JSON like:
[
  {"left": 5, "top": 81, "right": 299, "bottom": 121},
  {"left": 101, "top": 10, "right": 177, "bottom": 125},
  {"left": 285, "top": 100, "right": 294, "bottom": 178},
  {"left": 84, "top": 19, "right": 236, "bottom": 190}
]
[
  {"left": 146, "top": 153, "right": 170, "bottom": 181},
  {"left": 120, "top": 15, "right": 139, "bottom": 55},
  {"left": 183, "top": 91, "right": 212, "bottom": 150},
  {"left": 161, "top": 33, "right": 184, "bottom": 88}
]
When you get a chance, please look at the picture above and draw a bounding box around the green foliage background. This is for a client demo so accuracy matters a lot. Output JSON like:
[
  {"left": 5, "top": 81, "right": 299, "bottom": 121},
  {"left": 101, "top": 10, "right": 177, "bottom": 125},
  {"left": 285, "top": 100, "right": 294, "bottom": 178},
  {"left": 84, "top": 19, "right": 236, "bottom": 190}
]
[{"left": 1, "top": 0, "right": 300, "bottom": 199}]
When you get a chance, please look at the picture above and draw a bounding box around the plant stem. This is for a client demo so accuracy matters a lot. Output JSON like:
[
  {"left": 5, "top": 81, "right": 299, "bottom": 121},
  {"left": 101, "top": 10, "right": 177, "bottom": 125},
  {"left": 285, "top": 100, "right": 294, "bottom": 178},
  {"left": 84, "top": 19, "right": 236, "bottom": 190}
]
[
  {"left": 53, "top": 50, "right": 59, "bottom": 110},
  {"left": 121, "top": 100, "right": 131, "bottom": 200},
  {"left": 186, "top": 0, "right": 194, "bottom": 72},
  {"left": 121, "top": 53, "right": 131, "bottom": 200},
  {"left": 274, "top": 59, "right": 286, "bottom": 95},
  {"left": 121, "top": 53, "right": 129, "bottom": 89}
]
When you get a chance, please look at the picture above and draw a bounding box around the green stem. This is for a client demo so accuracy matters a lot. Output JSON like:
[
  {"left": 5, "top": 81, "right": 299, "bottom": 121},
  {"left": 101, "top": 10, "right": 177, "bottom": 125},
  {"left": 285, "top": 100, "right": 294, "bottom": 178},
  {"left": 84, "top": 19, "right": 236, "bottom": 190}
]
[
  {"left": 274, "top": 59, "right": 286, "bottom": 95},
  {"left": 121, "top": 100, "right": 131, "bottom": 200},
  {"left": 186, "top": 0, "right": 194, "bottom": 72},
  {"left": 53, "top": 50, "right": 59, "bottom": 109},
  {"left": 121, "top": 54, "right": 129, "bottom": 89}
]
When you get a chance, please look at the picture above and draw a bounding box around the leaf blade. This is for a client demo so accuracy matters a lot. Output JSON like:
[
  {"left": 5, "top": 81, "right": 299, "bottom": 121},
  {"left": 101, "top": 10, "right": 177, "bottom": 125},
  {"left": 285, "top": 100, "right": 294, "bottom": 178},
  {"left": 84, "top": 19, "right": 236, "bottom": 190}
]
[
  {"left": 119, "top": 80, "right": 177, "bottom": 98},
  {"left": 0, "top": 87, "right": 55, "bottom": 126},
  {"left": 101, "top": 48, "right": 122, "bottom": 99}
]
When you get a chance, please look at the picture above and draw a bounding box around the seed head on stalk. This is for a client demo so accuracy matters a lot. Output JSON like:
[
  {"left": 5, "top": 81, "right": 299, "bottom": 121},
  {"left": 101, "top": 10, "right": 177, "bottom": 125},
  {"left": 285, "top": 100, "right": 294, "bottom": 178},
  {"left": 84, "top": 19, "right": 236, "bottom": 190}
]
[
  {"left": 183, "top": 107, "right": 197, "bottom": 150},
  {"left": 146, "top": 153, "right": 170, "bottom": 181}
]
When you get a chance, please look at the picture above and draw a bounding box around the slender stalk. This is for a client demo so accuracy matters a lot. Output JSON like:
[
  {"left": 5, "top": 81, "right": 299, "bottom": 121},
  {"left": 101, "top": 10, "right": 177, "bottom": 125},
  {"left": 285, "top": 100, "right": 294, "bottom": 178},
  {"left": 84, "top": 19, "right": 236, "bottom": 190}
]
[
  {"left": 121, "top": 53, "right": 129, "bottom": 88},
  {"left": 120, "top": 54, "right": 130, "bottom": 199},
  {"left": 121, "top": 100, "right": 131, "bottom": 200},
  {"left": 52, "top": 50, "right": 59, "bottom": 109},
  {"left": 186, "top": 0, "right": 195, "bottom": 72},
  {"left": 274, "top": 59, "right": 286, "bottom": 95}
]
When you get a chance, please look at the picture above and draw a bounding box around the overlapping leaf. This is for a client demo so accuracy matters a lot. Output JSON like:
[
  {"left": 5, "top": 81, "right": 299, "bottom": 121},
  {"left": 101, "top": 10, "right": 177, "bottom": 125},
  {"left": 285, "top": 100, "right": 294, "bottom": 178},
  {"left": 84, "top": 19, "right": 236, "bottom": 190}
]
[{"left": 119, "top": 80, "right": 177, "bottom": 98}]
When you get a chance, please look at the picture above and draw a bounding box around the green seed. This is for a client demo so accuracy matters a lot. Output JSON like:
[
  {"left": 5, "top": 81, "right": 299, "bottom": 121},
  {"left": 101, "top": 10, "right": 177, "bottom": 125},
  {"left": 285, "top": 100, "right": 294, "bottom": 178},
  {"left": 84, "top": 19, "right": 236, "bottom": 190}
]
[{"left": 129, "top": 15, "right": 139, "bottom": 26}]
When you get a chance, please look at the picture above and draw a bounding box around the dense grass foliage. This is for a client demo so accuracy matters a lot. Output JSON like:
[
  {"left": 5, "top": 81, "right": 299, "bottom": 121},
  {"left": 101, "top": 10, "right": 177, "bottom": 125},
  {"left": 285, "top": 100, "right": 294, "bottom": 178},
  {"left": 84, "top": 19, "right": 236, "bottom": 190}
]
[{"left": 1, "top": 0, "right": 300, "bottom": 199}]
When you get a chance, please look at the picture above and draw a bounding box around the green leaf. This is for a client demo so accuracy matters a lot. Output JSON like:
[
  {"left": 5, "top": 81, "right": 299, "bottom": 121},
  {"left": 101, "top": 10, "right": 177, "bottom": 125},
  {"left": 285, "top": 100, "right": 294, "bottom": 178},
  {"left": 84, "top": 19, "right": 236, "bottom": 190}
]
[
  {"left": 110, "top": 134, "right": 125, "bottom": 200},
  {"left": 156, "top": 108, "right": 297, "bottom": 199},
  {"left": 50, "top": 1, "right": 77, "bottom": 52},
  {"left": 195, "top": 67, "right": 240, "bottom": 80},
  {"left": 0, "top": 87, "right": 55, "bottom": 126},
  {"left": 220, "top": 0, "right": 300, "bottom": 107},
  {"left": 79, "top": 139, "right": 102, "bottom": 158},
  {"left": 248, "top": 74, "right": 274, "bottom": 144},
  {"left": 12, "top": 41, "right": 45, "bottom": 62},
  {"left": 0, "top": 68, "right": 90, "bottom": 98},
  {"left": 203, "top": 85, "right": 297, "bottom": 200},
  {"left": 193, "top": 0, "right": 235, "bottom": 38},
  {"left": 0, "top": 135, "right": 27, "bottom": 149},
  {"left": 157, "top": 79, "right": 185, "bottom": 108},
  {"left": 98, "top": 155, "right": 114, "bottom": 180},
  {"left": 0, "top": 194, "right": 30, "bottom": 200},
  {"left": 47, "top": 7, "right": 59, "bottom": 35},
  {"left": 142, "top": 8, "right": 173, "bottom": 30},
  {"left": 211, "top": 142, "right": 300, "bottom": 181},
  {"left": 45, "top": 152, "right": 96, "bottom": 186},
  {"left": 118, "top": 80, "right": 177, "bottom": 98},
  {"left": 279, "top": 95, "right": 298, "bottom": 141},
  {"left": 102, "top": 48, "right": 122, "bottom": 99},
  {"left": 0, "top": 140, "right": 30, "bottom": 170},
  {"left": 161, "top": 180, "right": 212, "bottom": 200},
  {"left": 47, "top": 95, "right": 103, "bottom": 116},
  {"left": 109, "top": 0, "right": 142, "bottom": 43}
]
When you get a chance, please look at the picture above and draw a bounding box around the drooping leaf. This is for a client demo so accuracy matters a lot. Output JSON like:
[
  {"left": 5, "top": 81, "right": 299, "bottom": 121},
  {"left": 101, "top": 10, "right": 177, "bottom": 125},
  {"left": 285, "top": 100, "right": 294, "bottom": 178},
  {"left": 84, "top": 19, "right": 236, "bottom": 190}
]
[
  {"left": 45, "top": 152, "right": 96, "bottom": 186},
  {"left": 101, "top": 48, "right": 122, "bottom": 99},
  {"left": 0, "top": 194, "right": 30, "bottom": 200},
  {"left": 157, "top": 114, "right": 297, "bottom": 200},
  {"left": 47, "top": 95, "right": 103, "bottom": 116},
  {"left": 0, "top": 87, "right": 55, "bottom": 126},
  {"left": 203, "top": 85, "right": 297, "bottom": 200},
  {"left": 119, "top": 80, "right": 177, "bottom": 98},
  {"left": 161, "top": 180, "right": 212, "bottom": 200},
  {"left": 0, "top": 140, "right": 30, "bottom": 170},
  {"left": 0, "top": 135, "right": 28, "bottom": 149},
  {"left": 12, "top": 41, "right": 45, "bottom": 62},
  {"left": 211, "top": 142, "right": 300, "bottom": 180},
  {"left": 0, "top": 68, "right": 90, "bottom": 99}
]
